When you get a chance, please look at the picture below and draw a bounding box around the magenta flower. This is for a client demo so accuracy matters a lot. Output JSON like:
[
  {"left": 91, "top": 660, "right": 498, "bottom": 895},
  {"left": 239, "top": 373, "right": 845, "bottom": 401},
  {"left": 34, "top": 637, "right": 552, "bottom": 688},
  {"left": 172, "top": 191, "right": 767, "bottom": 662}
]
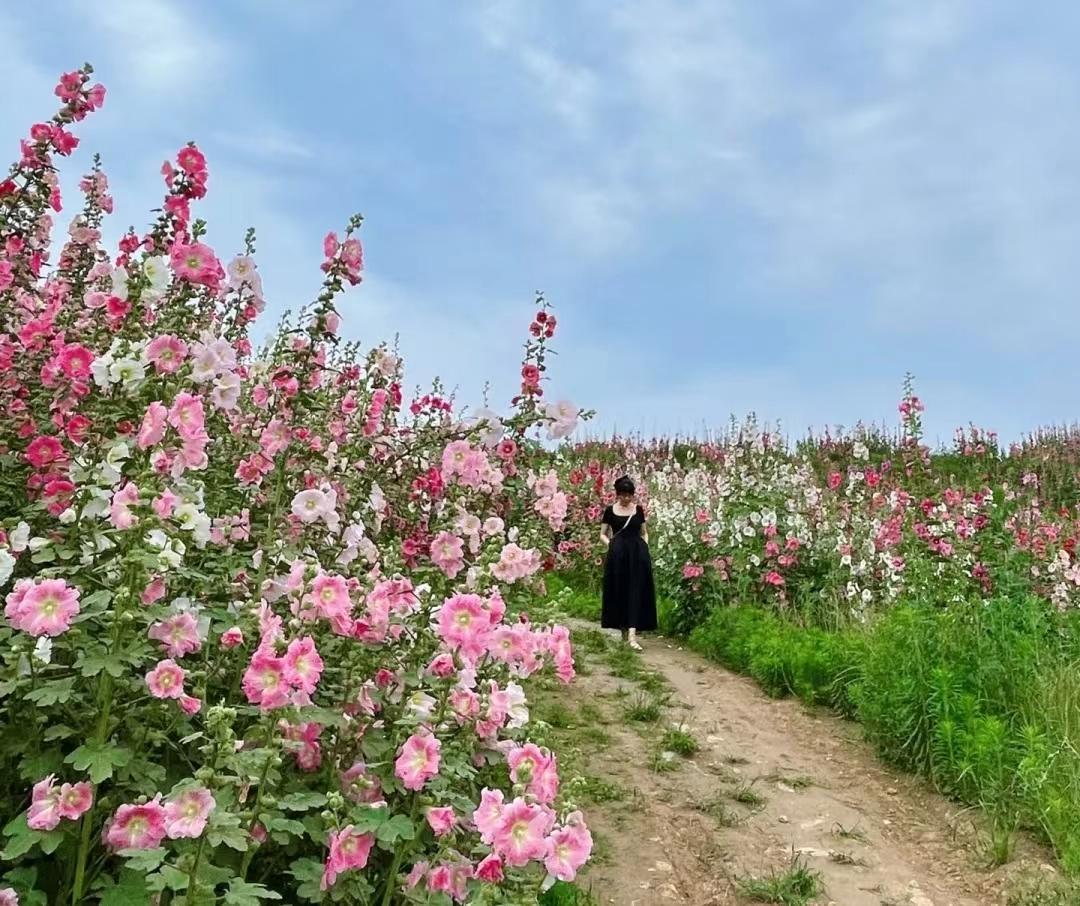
[
  {"left": 242, "top": 649, "right": 289, "bottom": 710},
  {"left": 106, "top": 798, "right": 168, "bottom": 850},
  {"left": 320, "top": 826, "right": 375, "bottom": 890},
  {"left": 283, "top": 636, "right": 324, "bottom": 695}
]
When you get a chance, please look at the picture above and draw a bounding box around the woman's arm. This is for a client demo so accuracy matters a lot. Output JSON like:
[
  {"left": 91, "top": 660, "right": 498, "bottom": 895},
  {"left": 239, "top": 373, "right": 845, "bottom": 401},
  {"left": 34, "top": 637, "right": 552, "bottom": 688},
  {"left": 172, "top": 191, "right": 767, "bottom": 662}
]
[
  {"left": 599, "top": 524, "right": 612, "bottom": 547},
  {"left": 641, "top": 524, "right": 649, "bottom": 544}
]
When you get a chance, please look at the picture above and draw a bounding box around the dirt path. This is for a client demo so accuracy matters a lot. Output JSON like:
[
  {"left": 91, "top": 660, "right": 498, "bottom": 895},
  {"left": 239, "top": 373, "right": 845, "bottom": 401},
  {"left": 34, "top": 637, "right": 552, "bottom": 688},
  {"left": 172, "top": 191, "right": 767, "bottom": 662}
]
[{"left": 541, "top": 625, "right": 1057, "bottom": 906}]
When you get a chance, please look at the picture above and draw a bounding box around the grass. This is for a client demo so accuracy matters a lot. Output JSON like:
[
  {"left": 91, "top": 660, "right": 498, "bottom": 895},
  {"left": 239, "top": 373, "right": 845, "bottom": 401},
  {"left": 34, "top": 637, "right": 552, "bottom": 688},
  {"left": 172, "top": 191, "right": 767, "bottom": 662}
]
[
  {"left": 623, "top": 692, "right": 664, "bottom": 723},
  {"left": 694, "top": 793, "right": 743, "bottom": 827},
  {"left": 830, "top": 822, "right": 868, "bottom": 844},
  {"left": 730, "top": 782, "right": 767, "bottom": 808},
  {"left": 539, "top": 881, "right": 601, "bottom": 906},
  {"left": 565, "top": 773, "right": 627, "bottom": 804},
  {"left": 661, "top": 725, "right": 699, "bottom": 756},
  {"left": 735, "top": 853, "right": 824, "bottom": 905},
  {"left": 648, "top": 748, "right": 680, "bottom": 773}
]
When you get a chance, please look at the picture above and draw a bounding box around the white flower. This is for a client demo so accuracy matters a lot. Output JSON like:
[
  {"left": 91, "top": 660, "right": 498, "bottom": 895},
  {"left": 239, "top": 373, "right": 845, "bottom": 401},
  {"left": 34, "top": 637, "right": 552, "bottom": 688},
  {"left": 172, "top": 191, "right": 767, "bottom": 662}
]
[
  {"left": 109, "top": 357, "right": 146, "bottom": 391},
  {"left": 10, "top": 522, "right": 30, "bottom": 552},
  {"left": 32, "top": 637, "right": 53, "bottom": 665},
  {"left": 504, "top": 682, "right": 529, "bottom": 729},
  {"left": 853, "top": 441, "right": 869, "bottom": 461},
  {"left": 142, "top": 255, "right": 170, "bottom": 294},
  {"left": 210, "top": 372, "right": 242, "bottom": 410},
  {"left": 0, "top": 549, "right": 14, "bottom": 587},
  {"left": 292, "top": 489, "right": 333, "bottom": 525},
  {"left": 469, "top": 407, "right": 504, "bottom": 447},
  {"left": 110, "top": 266, "right": 129, "bottom": 300},
  {"left": 405, "top": 691, "right": 436, "bottom": 721},
  {"left": 91, "top": 354, "right": 113, "bottom": 389},
  {"left": 58, "top": 507, "right": 77, "bottom": 524}
]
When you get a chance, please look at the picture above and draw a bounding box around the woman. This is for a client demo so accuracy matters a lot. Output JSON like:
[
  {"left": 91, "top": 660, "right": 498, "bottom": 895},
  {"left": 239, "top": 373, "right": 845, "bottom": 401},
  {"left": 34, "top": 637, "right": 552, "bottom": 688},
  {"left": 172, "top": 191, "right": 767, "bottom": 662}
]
[{"left": 599, "top": 475, "right": 657, "bottom": 650}]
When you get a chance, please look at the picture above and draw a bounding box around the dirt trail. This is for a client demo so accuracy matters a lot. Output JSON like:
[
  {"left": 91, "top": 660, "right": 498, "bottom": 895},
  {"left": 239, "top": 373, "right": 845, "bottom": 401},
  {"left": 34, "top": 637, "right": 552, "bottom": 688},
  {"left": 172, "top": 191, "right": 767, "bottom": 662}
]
[{"left": 555, "top": 626, "right": 1053, "bottom": 906}]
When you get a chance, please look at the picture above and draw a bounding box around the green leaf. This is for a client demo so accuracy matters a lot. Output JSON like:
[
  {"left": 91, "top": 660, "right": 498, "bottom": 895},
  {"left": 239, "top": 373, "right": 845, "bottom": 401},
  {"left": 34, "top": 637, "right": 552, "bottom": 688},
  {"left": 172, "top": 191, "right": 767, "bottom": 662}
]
[
  {"left": 288, "top": 859, "right": 324, "bottom": 903},
  {"left": 66, "top": 742, "right": 132, "bottom": 783},
  {"left": 349, "top": 807, "right": 388, "bottom": 835},
  {"left": 26, "top": 677, "right": 75, "bottom": 706},
  {"left": 224, "top": 880, "right": 283, "bottom": 905},
  {"left": 43, "top": 723, "right": 77, "bottom": 741},
  {"left": 98, "top": 871, "right": 152, "bottom": 906},
  {"left": 78, "top": 651, "right": 128, "bottom": 678},
  {"left": 159, "top": 865, "right": 189, "bottom": 891},
  {"left": 375, "top": 813, "right": 415, "bottom": 844},
  {"left": 117, "top": 847, "right": 167, "bottom": 872},
  {"left": 278, "top": 791, "right": 327, "bottom": 812},
  {"left": 0, "top": 814, "right": 63, "bottom": 860}
]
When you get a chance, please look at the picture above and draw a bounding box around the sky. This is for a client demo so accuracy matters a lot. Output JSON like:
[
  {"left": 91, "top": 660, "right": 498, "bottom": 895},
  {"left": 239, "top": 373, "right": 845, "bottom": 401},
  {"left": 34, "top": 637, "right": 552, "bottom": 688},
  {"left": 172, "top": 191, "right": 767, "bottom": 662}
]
[{"left": 4, "top": 0, "right": 1080, "bottom": 444}]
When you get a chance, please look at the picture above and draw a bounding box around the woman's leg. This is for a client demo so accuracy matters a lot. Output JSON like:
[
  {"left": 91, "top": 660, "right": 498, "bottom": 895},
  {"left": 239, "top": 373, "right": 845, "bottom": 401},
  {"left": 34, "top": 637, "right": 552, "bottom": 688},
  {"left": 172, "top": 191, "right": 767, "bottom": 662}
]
[{"left": 627, "top": 627, "right": 642, "bottom": 650}]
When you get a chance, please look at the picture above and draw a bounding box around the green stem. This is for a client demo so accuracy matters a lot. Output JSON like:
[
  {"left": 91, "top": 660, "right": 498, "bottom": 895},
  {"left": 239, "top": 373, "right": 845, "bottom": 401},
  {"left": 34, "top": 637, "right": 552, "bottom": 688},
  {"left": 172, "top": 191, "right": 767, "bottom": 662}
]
[{"left": 379, "top": 795, "right": 421, "bottom": 906}]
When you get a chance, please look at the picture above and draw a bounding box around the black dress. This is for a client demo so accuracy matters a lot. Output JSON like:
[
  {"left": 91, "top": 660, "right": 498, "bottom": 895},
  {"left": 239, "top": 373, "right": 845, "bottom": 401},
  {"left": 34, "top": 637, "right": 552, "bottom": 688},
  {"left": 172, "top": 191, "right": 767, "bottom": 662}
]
[{"left": 601, "top": 505, "right": 657, "bottom": 631}]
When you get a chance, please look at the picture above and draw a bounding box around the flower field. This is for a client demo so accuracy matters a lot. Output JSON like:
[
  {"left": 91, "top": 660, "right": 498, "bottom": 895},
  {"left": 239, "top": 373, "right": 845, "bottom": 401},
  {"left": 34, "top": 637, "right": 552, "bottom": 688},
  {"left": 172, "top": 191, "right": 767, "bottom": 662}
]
[
  {"left": 552, "top": 395, "right": 1080, "bottom": 876},
  {"left": 0, "top": 68, "right": 592, "bottom": 904}
]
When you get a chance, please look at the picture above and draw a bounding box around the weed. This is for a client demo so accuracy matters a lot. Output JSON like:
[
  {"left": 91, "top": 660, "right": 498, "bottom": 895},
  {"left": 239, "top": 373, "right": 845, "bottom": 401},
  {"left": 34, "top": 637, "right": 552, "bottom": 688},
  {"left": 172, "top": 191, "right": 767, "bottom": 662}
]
[
  {"left": 736, "top": 853, "right": 823, "bottom": 905},
  {"left": 662, "top": 725, "right": 699, "bottom": 757}
]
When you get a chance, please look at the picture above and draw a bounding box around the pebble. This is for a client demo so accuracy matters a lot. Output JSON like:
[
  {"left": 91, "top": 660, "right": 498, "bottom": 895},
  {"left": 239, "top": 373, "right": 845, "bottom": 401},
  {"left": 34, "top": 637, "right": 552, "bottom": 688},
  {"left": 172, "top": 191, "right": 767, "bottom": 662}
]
[
  {"left": 778, "top": 815, "right": 790, "bottom": 823},
  {"left": 654, "top": 860, "right": 673, "bottom": 872}
]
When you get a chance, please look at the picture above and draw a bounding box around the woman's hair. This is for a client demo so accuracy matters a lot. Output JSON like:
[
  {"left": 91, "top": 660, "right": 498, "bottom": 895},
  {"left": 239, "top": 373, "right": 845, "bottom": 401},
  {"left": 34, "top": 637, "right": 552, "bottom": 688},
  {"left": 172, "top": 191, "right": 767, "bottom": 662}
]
[{"left": 614, "top": 475, "right": 635, "bottom": 496}]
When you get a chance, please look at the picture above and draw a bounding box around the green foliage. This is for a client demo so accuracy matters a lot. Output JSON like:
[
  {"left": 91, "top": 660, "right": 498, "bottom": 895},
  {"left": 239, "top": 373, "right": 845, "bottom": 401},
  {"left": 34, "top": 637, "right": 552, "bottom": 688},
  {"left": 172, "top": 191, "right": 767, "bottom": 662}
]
[{"left": 736, "top": 853, "right": 823, "bottom": 905}]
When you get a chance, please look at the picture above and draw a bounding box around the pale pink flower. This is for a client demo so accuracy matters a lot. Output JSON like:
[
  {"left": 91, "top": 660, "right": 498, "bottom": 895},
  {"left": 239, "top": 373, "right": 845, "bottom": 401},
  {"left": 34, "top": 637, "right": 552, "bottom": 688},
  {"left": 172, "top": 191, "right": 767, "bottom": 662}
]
[
  {"left": 473, "top": 788, "right": 505, "bottom": 845},
  {"left": 5, "top": 578, "right": 80, "bottom": 637},
  {"left": 169, "top": 241, "right": 221, "bottom": 288},
  {"left": 58, "top": 781, "right": 94, "bottom": 820},
  {"left": 305, "top": 573, "right": 352, "bottom": 623},
  {"left": 105, "top": 798, "right": 168, "bottom": 849},
  {"left": 0, "top": 887, "right": 17, "bottom": 905},
  {"left": 425, "top": 806, "right": 456, "bottom": 837},
  {"left": 148, "top": 612, "right": 202, "bottom": 658},
  {"left": 167, "top": 392, "right": 205, "bottom": 441},
  {"left": 437, "top": 593, "right": 490, "bottom": 654},
  {"left": 164, "top": 787, "right": 215, "bottom": 839},
  {"left": 544, "top": 815, "right": 592, "bottom": 881},
  {"left": 430, "top": 531, "right": 465, "bottom": 578},
  {"left": 146, "top": 659, "right": 186, "bottom": 700},
  {"left": 321, "top": 826, "right": 375, "bottom": 890},
  {"left": 492, "top": 797, "right": 554, "bottom": 867},
  {"left": 27, "top": 775, "right": 62, "bottom": 830},
  {"left": 284, "top": 636, "right": 324, "bottom": 694},
  {"left": 395, "top": 731, "right": 441, "bottom": 791}
]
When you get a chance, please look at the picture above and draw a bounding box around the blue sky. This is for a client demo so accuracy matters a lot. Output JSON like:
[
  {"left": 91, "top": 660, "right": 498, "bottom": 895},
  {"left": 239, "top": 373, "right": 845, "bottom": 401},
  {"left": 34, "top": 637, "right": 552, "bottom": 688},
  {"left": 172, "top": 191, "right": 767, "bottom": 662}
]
[{"left": 5, "top": 1, "right": 1080, "bottom": 443}]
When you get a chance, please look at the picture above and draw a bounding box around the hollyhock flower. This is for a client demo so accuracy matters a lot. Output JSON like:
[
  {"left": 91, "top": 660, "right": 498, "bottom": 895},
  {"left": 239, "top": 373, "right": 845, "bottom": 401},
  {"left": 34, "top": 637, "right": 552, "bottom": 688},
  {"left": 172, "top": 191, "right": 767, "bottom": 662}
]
[
  {"left": 220, "top": 626, "right": 244, "bottom": 648},
  {"left": 437, "top": 593, "right": 489, "bottom": 653},
  {"left": 475, "top": 853, "right": 504, "bottom": 883},
  {"left": 146, "top": 659, "right": 186, "bottom": 700},
  {"left": 58, "top": 343, "right": 94, "bottom": 379},
  {"left": 58, "top": 781, "right": 94, "bottom": 820},
  {"left": 242, "top": 650, "right": 289, "bottom": 710},
  {"left": 341, "top": 762, "right": 384, "bottom": 804},
  {"left": 27, "top": 776, "right": 62, "bottom": 830},
  {"left": 321, "top": 826, "right": 375, "bottom": 890},
  {"left": 306, "top": 573, "right": 352, "bottom": 623},
  {"left": 473, "top": 788, "right": 505, "bottom": 845},
  {"left": 284, "top": 636, "right": 324, "bottom": 694},
  {"left": 763, "top": 571, "right": 785, "bottom": 587},
  {"left": 395, "top": 731, "right": 441, "bottom": 791},
  {"left": 145, "top": 335, "right": 188, "bottom": 373},
  {"left": 108, "top": 481, "right": 140, "bottom": 529},
  {"left": 25, "top": 435, "right": 66, "bottom": 470},
  {"left": 5, "top": 577, "right": 80, "bottom": 637},
  {"left": 291, "top": 488, "right": 335, "bottom": 525},
  {"left": 106, "top": 798, "right": 168, "bottom": 850},
  {"left": 425, "top": 806, "right": 457, "bottom": 837},
  {"left": 164, "top": 787, "right": 215, "bottom": 839},
  {"left": 169, "top": 241, "right": 221, "bottom": 288},
  {"left": 179, "top": 694, "right": 202, "bottom": 715},
  {"left": 148, "top": 612, "right": 202, "bottom": 658},
  {"left": 0, "top": 887, "right": 17, "bottom": 905},
  {"left": 167, "top": 392, "right": 205, "bottom": 440},
  {"left": 544, "top": 815, "right": 593, "bottom": 882},
  {"left": 430, "top": 531, "right": 465, "bottom": 578},
  {"left": 492, "top": 797, "right": 554, "bottom": 867},
  {"left": 137, "top": 401, "right": 168, "bottom": 449}
]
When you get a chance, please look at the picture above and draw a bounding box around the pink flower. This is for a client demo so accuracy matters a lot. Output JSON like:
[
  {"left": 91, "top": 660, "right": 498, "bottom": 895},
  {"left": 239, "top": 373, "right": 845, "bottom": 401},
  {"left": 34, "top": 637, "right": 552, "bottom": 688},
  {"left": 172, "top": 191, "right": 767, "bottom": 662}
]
[
  {"left": 146, "top": 659, "right": 186, "bottom": 700},
  {"left": 167, "top": 392, "right": 206, "bottom": 440},
  {"left": 395, "top": 731, "right": 441, "bottom": 791},
  {"left": 164, "top": 787, "right": 215, "bottom": 839},
  {"left": 5, "top": 578, "right": 80, "bottom": 637},
  {"left": 57, "top": 343, "right": 94, "bottom": 379},
  {"left": 508, "top": 743, "right": 559, "bottom": 803},
  {"left": 437, "top": 593, "right": 490, "bottom": 654},
  {"left": 0, "top": 887, "right": 17, "bottom": 906},
  {"left": 220, "top": 626, "right": 244, "bottom": 648},
  {"left": 341, "top": 762, "right": 384, "bottom": 804},
  {"left": 544, "top": 814, "right": 592, "bottom": 881},
  {"left": 25, "top": 435, "right": 66, "bottom": 470},
  {"left": 430, "top": 531, "right": 465, "bottom": 578},
  {"left": 242, "top": 650, "right": 289, "bottom": 710},
  {"left": 58, "top": 781, "right": 94, "bottom": 821},
  {"left": 763, "top": 571, "right": 785, "bottom": 587},
  {"left": 137, "top": 401, "right": 168, "bottom": 449},
  {"left": 141, "top": 576, "right": 167, "bottom": 606},
  {"left": 179, "top": 694, "right": 202, "bottom": 715},
  {"left": 169, "top": 241, "right": 221, "bottom": 288},
  {"left": 425, "top": 806, "right": 456, "bottom": 837},
  {"left": 475, "top": 853, "right": 504, "bottom": 883},
  {"left": 27, "top": 775, "right": 62, "bottom": 830},
  {"left": 473, "top": 788, "right": 504, "bottom": 845},
  {"left": 145, "top": 335, "right": 188, "bottom": 374},
  {"left": 106, "top": 798, "right": 168, "bottom": 850},
  {"left": 492, "top": 797, "right": 554, "bottom": 867},
  {"left": 103, "top": 478, "right": 138, "bottom": 527},
  {"left": 305, "top": 573, "right": 352, "bottom": 622},
  {"left": 148, "top": 612, "right": 202, "bottom": 658},
  {"left": 284, "top": 636, "right": 324, "bottom": 694},
  {"left": 321, "top": 826, "right": 375, "bottom": 890}
]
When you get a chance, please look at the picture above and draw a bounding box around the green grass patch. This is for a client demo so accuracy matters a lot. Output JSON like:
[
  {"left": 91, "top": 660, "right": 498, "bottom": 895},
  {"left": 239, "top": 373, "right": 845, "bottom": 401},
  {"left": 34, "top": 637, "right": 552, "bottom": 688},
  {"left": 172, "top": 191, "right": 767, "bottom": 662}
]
[
  {"left": 661, "top": 726, "right": 699, "bottom": 757},
  {"left": 736, "top": 853, "right": 823, "bottom": 905}
]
